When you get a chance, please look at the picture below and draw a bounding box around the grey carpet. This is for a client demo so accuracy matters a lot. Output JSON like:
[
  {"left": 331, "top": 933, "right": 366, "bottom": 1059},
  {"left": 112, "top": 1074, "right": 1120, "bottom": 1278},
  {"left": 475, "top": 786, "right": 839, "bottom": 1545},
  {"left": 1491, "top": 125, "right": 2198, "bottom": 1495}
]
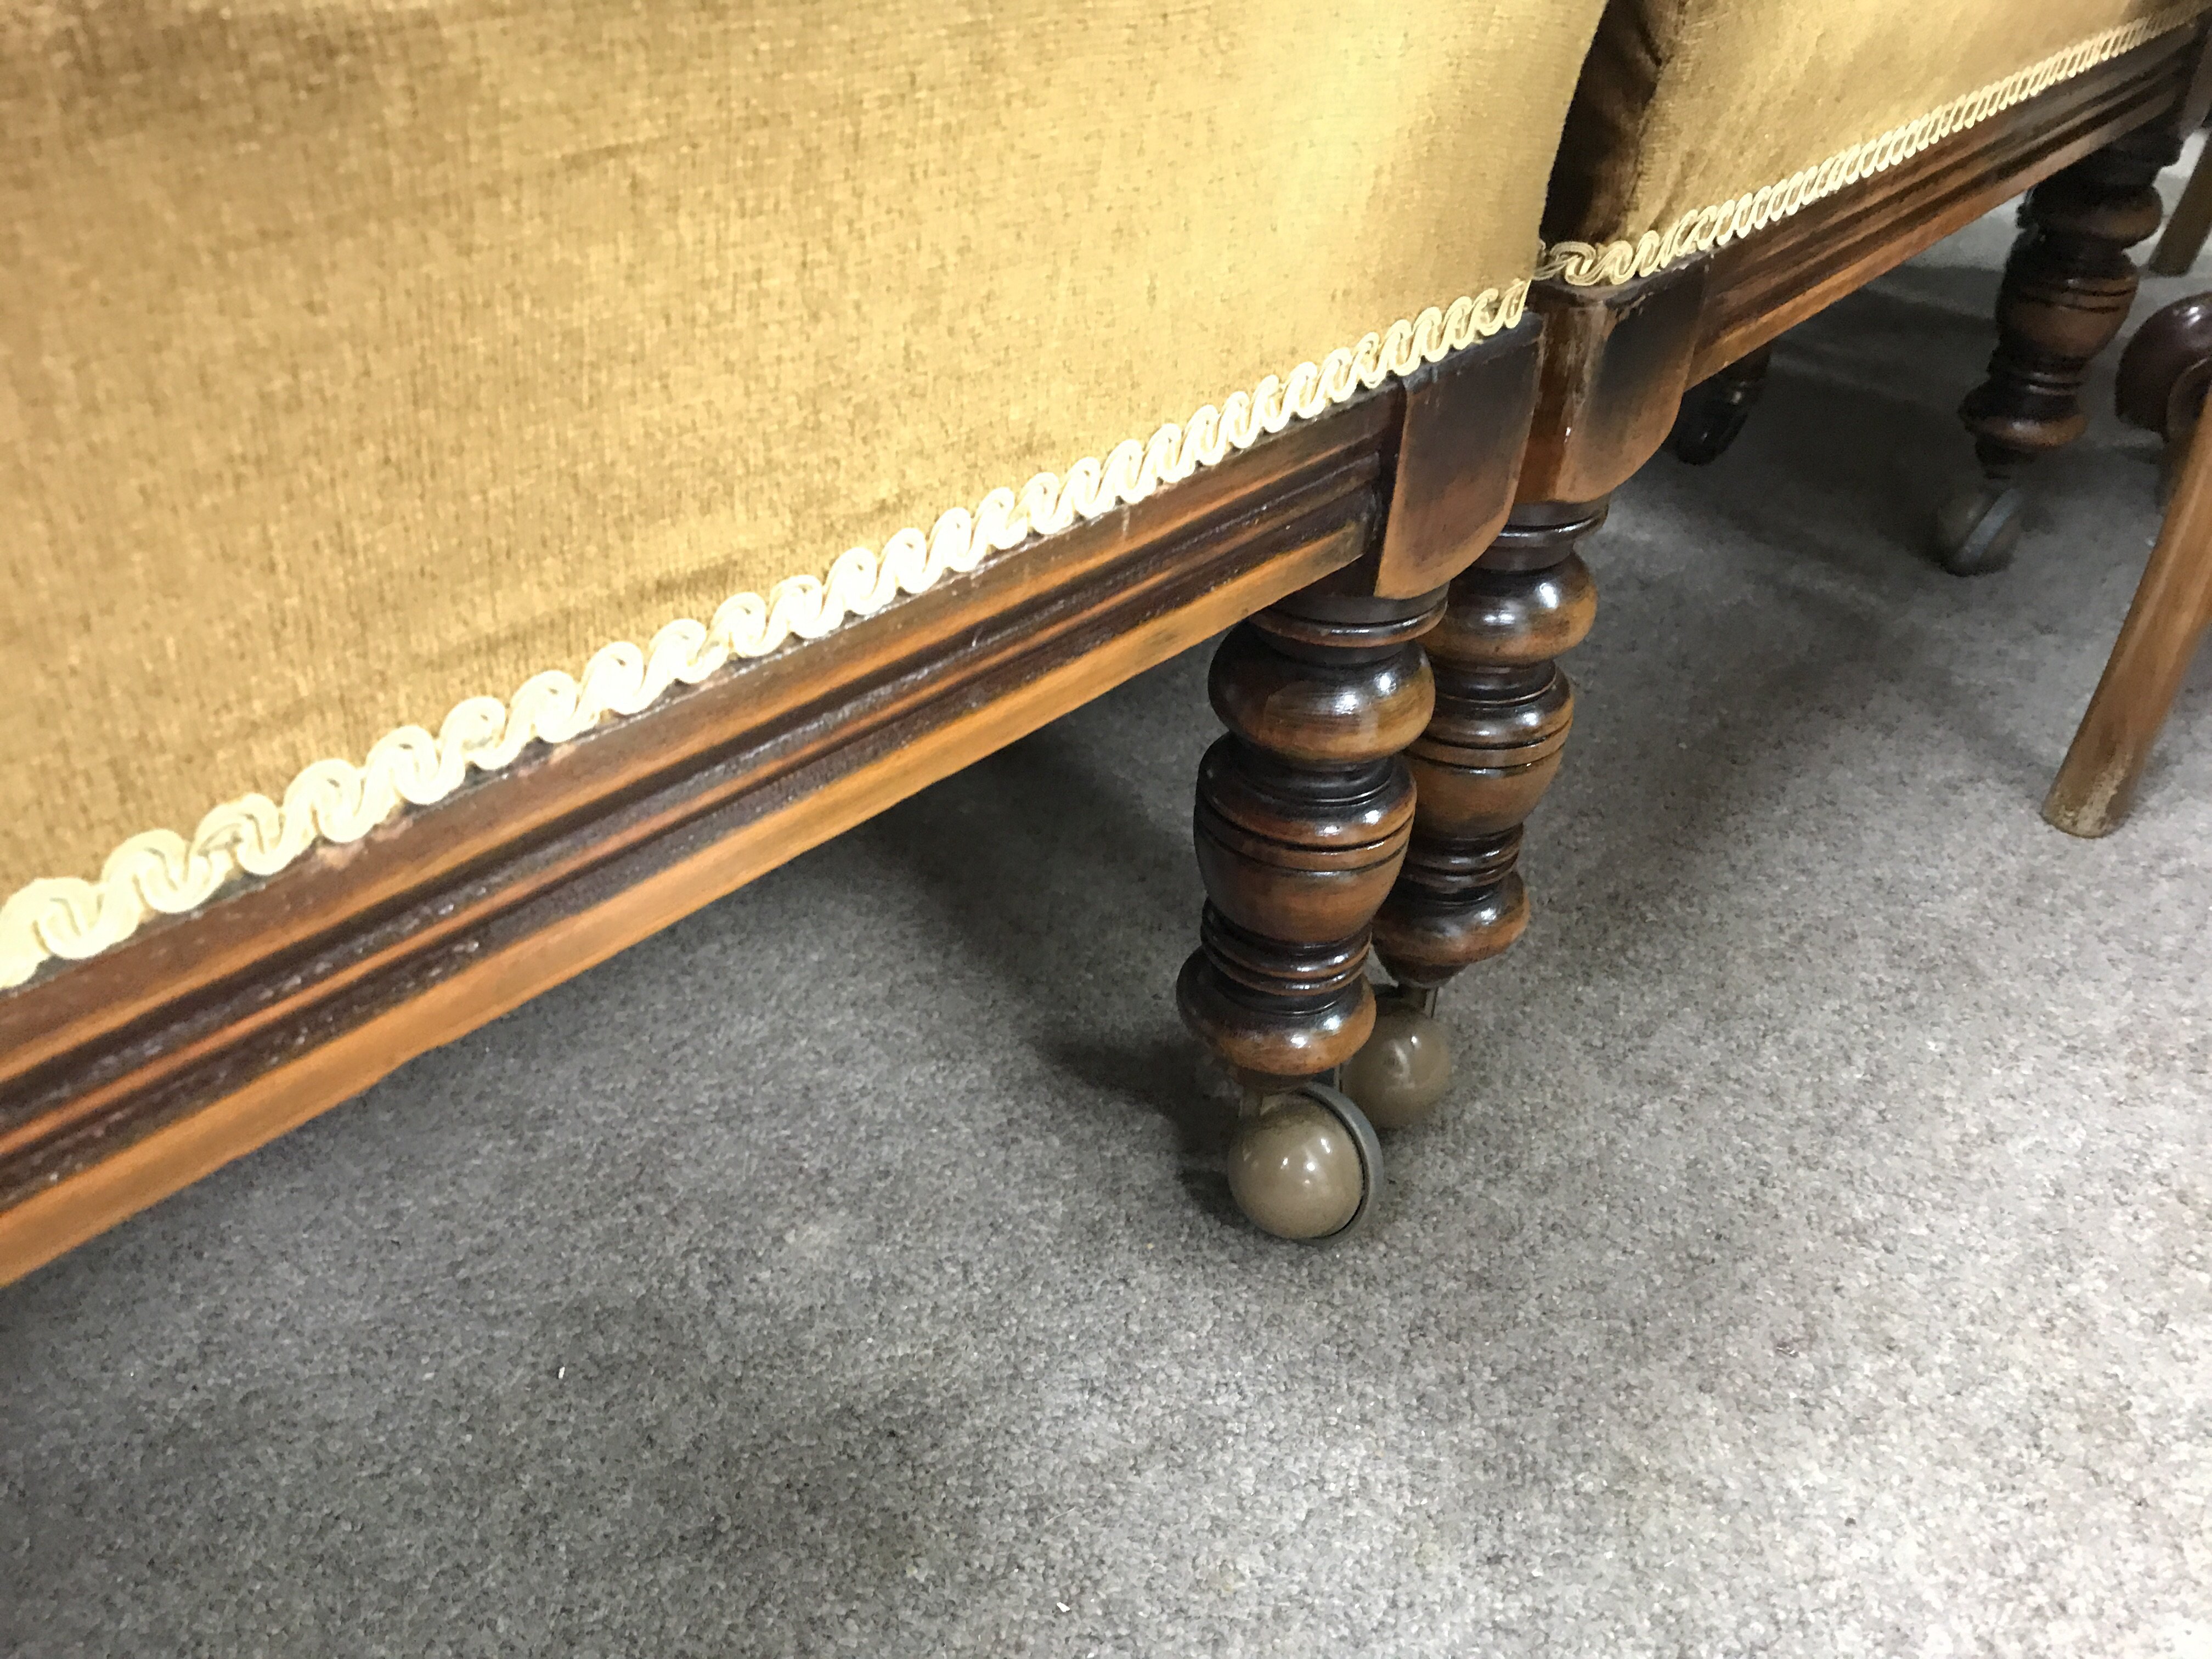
[{"left": 5, "top": 180, "right": 2211, "bottom": 1658}]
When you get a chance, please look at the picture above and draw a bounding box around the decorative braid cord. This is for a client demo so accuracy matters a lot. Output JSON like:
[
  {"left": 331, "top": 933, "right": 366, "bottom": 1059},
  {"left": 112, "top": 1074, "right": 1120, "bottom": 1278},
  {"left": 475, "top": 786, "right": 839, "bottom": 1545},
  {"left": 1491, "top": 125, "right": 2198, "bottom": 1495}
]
[
  {"left": 0, "top": 281, "right": 1530, "bottom": 991},
  {"left": 1537, "top": 3, "right": 2208, "bottom": 286}
]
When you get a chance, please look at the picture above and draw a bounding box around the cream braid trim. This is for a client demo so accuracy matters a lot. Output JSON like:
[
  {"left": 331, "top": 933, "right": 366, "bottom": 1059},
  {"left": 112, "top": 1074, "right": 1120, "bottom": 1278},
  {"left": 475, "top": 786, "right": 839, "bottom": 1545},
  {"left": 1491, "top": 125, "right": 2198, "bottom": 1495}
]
[
  {"left": 1538, "top": 3, "right": 2208, "bottom": 286},
  {"left": 0, "top": 281, "right": 1530, "bottom": 991}
]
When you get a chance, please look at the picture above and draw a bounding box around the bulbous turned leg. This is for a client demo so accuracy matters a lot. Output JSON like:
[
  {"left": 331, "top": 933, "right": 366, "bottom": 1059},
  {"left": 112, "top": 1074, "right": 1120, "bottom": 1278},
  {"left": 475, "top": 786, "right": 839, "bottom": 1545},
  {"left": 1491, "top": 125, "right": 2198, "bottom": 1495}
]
[
  {"left": 1179, "top": 585, "right": 1443, "bottom": 1239},
  {"left": 1348, "top": 501, "right": 1602, "bottom": 1126},
  {"left": 1943, "top": 129, "right": 2181, "bottom": 575}
]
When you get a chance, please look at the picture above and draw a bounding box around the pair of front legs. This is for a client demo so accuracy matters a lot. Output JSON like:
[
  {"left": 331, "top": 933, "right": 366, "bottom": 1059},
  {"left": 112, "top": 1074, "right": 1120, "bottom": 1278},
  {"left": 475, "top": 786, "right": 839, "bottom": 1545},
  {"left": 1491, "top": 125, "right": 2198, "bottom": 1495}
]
[{"left": 1178, "top": 504, "right": 1601, "bottom": 1240}]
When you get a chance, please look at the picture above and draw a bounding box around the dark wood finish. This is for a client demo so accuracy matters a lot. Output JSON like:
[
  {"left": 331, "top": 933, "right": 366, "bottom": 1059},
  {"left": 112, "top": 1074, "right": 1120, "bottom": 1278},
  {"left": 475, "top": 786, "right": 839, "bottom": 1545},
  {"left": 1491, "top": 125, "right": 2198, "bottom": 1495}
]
[
  {"left": 16, "top": 23, "right": 2212, "bottom": 1280},
  {"left": 2116, "top": 288, "right": 2212, "bottom": 438},
  {"left": 0, "top": 402, "right": 1388, "bottom": 1087},
  {"left": 2047, "top": 296, "right": 2212, "bottom": 835},
  {"left": 1506, "top": 26, "right": 2207, "bottom": 559},
  {"left": 2174, "top": 20, "right": 2212, "bottom": 138},
  {"left": 1370, "top": 503, "right": 1601, "bottom": 992},
  {"left": 1179, "top": 588, "right": 1441, "bottom": 1083},
  {"left": 0, "top": 321, "right": 1544, "bottom": 1283},
  {"left": 1181, "top": 338, "right": 1551, "bottom": 1088},
  {"left": 1960, "top": 128, "right": 2181, "bottom": 488},
  {"left": 1517, "top": 263, "right": 1708, "bottom": 506},
  {"left": 1691, "top": 31, "right": 2204, "bottom": 384},
  {"left": 1668, "top": 343, "right": 1774, "bottom": 465},
  {"left": 1373, "top": 337, "right": 1543, "bottom": 597}
]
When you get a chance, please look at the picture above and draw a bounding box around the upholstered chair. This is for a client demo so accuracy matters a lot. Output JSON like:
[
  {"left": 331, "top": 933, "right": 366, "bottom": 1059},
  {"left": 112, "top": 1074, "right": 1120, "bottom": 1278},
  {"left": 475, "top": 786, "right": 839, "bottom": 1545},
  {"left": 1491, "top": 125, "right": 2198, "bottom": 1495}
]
[
  {"left": 1, "top": 2, "right": 1615, "bottom": 1269},
  {"left": 1333, "top": 1, "right": 2211, "bottom": 1186},
  {"left": 1553, "top": 0, "right": 2208, "bottom": 573},
  {"left": 10, "top": 2, "right": 2209, "bottom": 1270}
]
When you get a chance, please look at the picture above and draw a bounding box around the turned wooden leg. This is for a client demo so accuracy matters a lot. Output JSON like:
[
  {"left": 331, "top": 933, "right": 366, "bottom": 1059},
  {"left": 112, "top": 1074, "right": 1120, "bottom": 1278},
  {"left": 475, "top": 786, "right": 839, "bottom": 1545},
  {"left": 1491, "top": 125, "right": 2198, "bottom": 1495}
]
[
  {"left": 1942, "top": 129, "right": 2181, "bottom": 575},
  {"left": 1668, "top": 344, "right": 1773, "bottom": 466},
  {"left": 1179, "top": 584, "right": 1443, "bottom": 1239},
  {"left": 2045, "top": 408, "right": 2212, "bottom": 836},
  {"left": 1339, "top": 501, "right": 1600, "bottom": 1128}
]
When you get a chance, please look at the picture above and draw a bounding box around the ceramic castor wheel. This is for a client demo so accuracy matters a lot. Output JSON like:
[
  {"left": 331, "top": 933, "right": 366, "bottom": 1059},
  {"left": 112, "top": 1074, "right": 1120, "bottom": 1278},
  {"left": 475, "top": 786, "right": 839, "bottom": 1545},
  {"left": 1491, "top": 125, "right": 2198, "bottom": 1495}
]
[
  {"left": 1340, "top": 999, "right": 1453, "bottom": 1129},
  {"left": 1667, "top": 345, "right": 1770, "bottom": 467},
  {"left": 1933, "top": 480, "right": 2027, "bottom": 575},
  {"left": 1225, "top": 1085, "right": 1380, "bottom": 1242}
]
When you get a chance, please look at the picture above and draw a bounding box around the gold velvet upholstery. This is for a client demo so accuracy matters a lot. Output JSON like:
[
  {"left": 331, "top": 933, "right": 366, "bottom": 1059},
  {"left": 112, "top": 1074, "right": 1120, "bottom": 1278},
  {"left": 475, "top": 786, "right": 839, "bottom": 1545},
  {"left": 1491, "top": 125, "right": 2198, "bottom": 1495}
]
[
  {"left": 1, "top": 1, "right": 1609, "bottom": 983},
  {"left": 1544, "top": 0, "right": 2211, "bottom": 280}
]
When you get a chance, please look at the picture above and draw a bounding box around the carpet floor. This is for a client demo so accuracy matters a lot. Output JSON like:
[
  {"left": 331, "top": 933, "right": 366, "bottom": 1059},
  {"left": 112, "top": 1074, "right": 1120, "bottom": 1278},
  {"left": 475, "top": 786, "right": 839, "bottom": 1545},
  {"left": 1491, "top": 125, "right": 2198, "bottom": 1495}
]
[{"left": 5, "top": 179, "right": 2210, "bottom": 1658}]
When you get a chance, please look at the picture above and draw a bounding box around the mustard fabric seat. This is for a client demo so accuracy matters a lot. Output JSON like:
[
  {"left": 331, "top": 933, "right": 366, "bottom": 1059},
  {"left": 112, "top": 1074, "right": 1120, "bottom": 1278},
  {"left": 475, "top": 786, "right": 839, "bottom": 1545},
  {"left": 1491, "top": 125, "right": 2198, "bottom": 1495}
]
[
  {"left": 1, "top": 1, "right": 1610, "bottom": 988},
  {"left": 1541, "top": 0, "right": 2210, "bottom": 284}
]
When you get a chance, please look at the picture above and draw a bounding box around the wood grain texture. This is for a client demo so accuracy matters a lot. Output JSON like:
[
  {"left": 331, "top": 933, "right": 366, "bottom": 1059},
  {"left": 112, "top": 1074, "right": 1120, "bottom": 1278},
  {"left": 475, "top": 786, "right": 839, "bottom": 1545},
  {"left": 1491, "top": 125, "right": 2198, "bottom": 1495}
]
[
  {"left": 1517, "top": 264, "right": 1708, "bottom": 507},
  {"left": 1374, "top": 336, "right": 1543, "bottom": 596},
  {"left": 1180, "top": 588, "right": 1440, "bottom": 1083},
  {"left": 1960, "top": 128, "right": 2179, "bottom": 481},
  {"left": 2046, "top": 315, "right": 2212, "bottom": 836},
  {"left": 1372, "top": 501, "right": 1602, "bottom": 991},
  {"left": 0, "top": 323, "right": 1543, "bottom": 1284}
]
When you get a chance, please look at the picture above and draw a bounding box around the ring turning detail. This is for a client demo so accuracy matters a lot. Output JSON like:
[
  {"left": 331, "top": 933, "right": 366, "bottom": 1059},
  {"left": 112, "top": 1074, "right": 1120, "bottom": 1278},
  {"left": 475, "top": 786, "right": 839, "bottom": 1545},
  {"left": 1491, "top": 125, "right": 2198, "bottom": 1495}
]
[
  {"left": 1345, "top": 501, "right": 1604, "bottom": 1161},
  {"left": 1944, "top": 129, "right": 2182, "bottom": 574},
  {"left": 1178, "top": 584, "right": 1444, "bottom": 1239},
  {"left": 1184, "top": 505, "right": 1604, "bottom": 1240}
]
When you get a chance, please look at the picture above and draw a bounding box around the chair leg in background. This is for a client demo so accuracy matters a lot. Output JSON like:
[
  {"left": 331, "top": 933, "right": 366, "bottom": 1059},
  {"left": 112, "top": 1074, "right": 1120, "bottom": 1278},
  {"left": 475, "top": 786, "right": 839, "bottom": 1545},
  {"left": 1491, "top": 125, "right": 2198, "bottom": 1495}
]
[
  {"left": 1942, "top": 129, "right": 2182, "bottom": 576},
  {"left": 2046, "top": 414, "right": 2212, "bottom": 835},
  {"left": 2149, "top": 137, "right": 2212, "bottom": 277}
]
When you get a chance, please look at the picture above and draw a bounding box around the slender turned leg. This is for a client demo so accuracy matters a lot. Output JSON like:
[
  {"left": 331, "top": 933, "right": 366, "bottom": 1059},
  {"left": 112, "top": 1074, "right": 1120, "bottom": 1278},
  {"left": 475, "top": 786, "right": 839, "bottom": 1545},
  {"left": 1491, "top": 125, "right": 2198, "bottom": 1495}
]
[
  {"left": 1668, "top": 343, "right": 1773, "bottom": 466},
  {"left": 1942, "top": 129, "right": 2182, "bottom": 575},
  {"left": 2045, "top": 414, "right": 2212, "bottom": 835},
  {"left": 1341, "top": 502, "right": 1601, "bottom": 1127},
  {"left": 1180, "top": 584, "right": 1443, "bottom": 1240}
]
